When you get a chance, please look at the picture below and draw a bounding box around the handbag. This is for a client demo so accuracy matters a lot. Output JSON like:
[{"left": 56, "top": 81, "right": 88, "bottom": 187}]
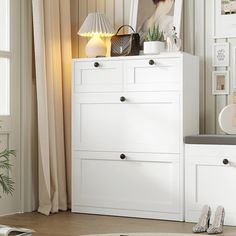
[{"left": 111, "top": 25, "right": 140, "bottom": 57}]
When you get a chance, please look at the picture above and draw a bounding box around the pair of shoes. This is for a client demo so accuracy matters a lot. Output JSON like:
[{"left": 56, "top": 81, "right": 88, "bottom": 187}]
[{"left": 192, "top": 205, "right": 225, "bottom": 234}]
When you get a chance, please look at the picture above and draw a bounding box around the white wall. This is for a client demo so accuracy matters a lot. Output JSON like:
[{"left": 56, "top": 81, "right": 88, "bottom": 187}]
[
  {"left": 184, "top": 0, "right": 236, "bottom": 134},
  {"left": 71, "top": 0, "right": 236, "bottom": 134},
  {"left": 71, "top": 0, "right": 131, "bottom": 58}
]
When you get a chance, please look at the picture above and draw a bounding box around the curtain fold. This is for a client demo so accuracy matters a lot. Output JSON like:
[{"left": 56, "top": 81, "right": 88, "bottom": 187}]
[
  {"left": 32, "top": 0, "right": 72, "bottom": 215},
  {"left": 21, "top": 0, "right": 38, "bottom": 212}
]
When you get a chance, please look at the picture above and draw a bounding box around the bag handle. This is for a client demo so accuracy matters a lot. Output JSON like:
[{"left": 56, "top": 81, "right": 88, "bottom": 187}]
[{"left": 116, "top": 25, "right": 136, "bottom": 35}]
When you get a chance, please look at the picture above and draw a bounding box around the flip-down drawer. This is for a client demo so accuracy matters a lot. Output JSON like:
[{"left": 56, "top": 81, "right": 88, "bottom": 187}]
[
  {"left": 124, "top": 58, "right": 181, "bottom": 91},
  {"left": 73, "top": 60, "right": 123, "bottom": 93}
]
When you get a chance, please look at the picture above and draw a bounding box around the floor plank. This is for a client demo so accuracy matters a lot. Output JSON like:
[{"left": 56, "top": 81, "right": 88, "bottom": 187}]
[{"left": 0, "top": 212, "right": 235, "bottom": 236}]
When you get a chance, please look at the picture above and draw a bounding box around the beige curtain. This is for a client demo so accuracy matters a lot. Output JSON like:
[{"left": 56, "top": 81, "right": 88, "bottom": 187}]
[
  {"left": 21, "top": 0, "right": 38, "bottom": 212},
  {"left": 32, "top": 0, "right": 72, "bottom": 215}
]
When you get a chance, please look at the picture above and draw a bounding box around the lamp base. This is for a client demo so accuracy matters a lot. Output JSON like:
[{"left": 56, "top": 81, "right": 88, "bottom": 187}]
[{"left": 86, "top": 35, "right": 107, "bottom": 58}]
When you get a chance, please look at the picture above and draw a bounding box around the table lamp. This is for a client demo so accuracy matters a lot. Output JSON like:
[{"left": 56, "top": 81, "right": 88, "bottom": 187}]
[{"left": 78, "top": 12, "right": 115, "bottom": 58}]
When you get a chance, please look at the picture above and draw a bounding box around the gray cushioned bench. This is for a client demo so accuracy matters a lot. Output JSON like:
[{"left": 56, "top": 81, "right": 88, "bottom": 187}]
[{"left": 184, "top": 135, "right": 236, "bottom": 145}]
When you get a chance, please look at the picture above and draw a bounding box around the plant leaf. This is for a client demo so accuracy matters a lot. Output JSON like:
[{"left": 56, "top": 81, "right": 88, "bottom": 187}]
[
  {"left": 0, "top": 174, "right": 14, "bottom": 195},
  {"left": 0, "top": 149, "right": 15, "bottom": 197}
]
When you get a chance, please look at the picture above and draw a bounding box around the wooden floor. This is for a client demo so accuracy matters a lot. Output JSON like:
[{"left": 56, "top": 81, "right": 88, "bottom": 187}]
[{"left": 0, "top": 212, "right": 236, "bottom": 236}]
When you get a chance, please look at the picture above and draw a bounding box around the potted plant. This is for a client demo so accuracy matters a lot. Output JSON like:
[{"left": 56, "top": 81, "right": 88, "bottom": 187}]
[
  {"left": 144, "top": 25, "right": 165, "bottom": 55},
  {"left": 0, "top": 149, "right": 15, "bottom": 197}
]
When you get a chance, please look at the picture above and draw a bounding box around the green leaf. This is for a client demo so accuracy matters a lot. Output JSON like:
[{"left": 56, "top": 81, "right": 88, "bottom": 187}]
[
  {"left": 145, "top": 25, "right": 165, "bottom": 42},
  {"left": 0, "top": 149, "right": 15, "bottom": 197},
  {"left": 0, "top": 174, "right": 14, "bottom": 195}
]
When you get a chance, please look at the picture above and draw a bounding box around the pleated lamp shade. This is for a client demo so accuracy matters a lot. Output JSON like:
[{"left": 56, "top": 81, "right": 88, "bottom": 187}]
[{"left": 78, "top": 12, "right": 114, "bottom": 37}]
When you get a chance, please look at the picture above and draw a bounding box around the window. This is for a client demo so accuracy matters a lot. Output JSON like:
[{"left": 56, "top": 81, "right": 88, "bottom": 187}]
[{"left": 0, "top": 0, "right": 10, "bottom": 115}]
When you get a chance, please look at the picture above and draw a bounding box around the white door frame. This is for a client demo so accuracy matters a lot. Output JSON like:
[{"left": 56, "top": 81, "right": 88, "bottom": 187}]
[{"left": 0, "top": 0, "right": 21, "bottom": 215}]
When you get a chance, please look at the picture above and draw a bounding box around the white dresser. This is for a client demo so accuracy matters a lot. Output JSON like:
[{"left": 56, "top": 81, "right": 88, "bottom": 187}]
[{"left": 72, "top": 53, "right": 199, "bottom": 221}]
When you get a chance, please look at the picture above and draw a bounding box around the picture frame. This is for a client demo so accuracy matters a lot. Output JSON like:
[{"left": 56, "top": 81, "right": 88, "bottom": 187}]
[
  {"left": 212, "top": 70, "right": 230, "bottom": 95},
  {"left": 214, "top": 0, "right": 236, "bottom": 38},
  {"left": 129, "top": 0, "right": 183, "bottom": 40},
  {"left": 212, "top": 43, "right": 229, "bottom": 67}
]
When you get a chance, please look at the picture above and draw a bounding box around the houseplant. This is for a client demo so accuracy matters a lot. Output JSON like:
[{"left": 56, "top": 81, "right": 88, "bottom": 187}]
[
  {"left": 0, "top": 149, "right": 15, "bottom": 197},
  {"left": 144, "top": 25, "right": 165, "bottom": 55}
]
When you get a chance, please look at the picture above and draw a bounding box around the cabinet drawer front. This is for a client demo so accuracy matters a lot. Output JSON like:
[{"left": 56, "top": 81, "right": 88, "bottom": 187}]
[
  {"left": 72, "top": 152, "right": 181, "bottom": 214},
  {"left": 73, "top": 92, "right": 180, "bottom": 153},
  {"left": 185, "top": 144, "right": 236, "bottom": 160},
  {"left": 73, "top": 60, "right": 123, "bottom": 93},
  {"left": 124, "top": 58, "right": 181, "bottom": 91}
]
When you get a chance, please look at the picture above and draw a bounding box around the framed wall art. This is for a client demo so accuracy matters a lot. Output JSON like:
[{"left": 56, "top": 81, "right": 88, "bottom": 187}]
[
  {"left": 212, "top": 42, "right": 229, "bottom": 67},
  {"left": 212, "top": 70, "right": 230, "bottom": 95},
  {"left": 129, "top": 0, "right": 183, "bottom": 45},
  {"left": 214, "top": 0, "right": 236, "bottom": 38}
]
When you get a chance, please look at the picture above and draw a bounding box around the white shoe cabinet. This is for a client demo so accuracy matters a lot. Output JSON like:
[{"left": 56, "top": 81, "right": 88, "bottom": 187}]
[
  {"left": 72, "top": 53, "right": 199, "bottom": 221},
  {"left": 185, "top": 142, "right": 236, "bottom": 226}
]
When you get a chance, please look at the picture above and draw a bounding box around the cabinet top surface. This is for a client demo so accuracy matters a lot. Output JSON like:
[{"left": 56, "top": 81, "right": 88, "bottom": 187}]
[
  {"left": 184, "top": 135, "right": 236, "bottom": 145},
  {"left": 73, "top": 52, "right": 197, "bottom": 62}
]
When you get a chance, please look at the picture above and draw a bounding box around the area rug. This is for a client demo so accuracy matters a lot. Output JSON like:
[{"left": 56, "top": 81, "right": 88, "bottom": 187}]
[
  {"left": 82, "top": 231, "right": 236, "bottom": 236},
  {"left": 82, "top": 233, "right": 207, "bottom": 236}
]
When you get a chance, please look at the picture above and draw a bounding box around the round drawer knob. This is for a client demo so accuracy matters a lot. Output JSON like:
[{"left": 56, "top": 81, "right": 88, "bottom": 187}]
[
  {"left": 120, "top": 96, "right": 126, "bottom": 102},
  {"left": 94, "top": 62, "right": 100, "bottom": 67},
  {"left": 223, "top": 159, "right": 229, "bottom": 165},
  {"left": 120, "top": 154, "right": 126, "bottom": 160},
  {"left": 149, "top": 60, "right": 155, "bottom": 65}
]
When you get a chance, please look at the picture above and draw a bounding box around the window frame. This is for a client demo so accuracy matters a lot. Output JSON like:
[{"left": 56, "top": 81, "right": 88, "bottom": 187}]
[{"left": 0, "top": 0, "right": 11, "bottom": 116}]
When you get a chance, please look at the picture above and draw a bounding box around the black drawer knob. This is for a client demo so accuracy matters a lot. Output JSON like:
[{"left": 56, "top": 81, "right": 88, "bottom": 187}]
[
  {"left": 149, "top": 60, "right": 155, "bottom": 65},
  {"left": 223, "top": 159, "right": 229, "bottom": 165},
  {"left": 94, "top": 62, "right": 100, "bottom": 67},
  {"left": 120, "top": 154, "right": 126, "bottom": 160},
  {"left": 120, "top": 96, "right": 126, "bottom": 102}
]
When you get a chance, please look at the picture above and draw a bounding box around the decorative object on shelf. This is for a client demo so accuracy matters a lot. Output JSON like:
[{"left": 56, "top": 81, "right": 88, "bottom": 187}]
[
  {"left": 78, "top": 12, "right": 114, "bottom": 58},
  {"left": 219, "top": 104, "right": 236, "bottom": 134},
  {"left": 166, "top": 26, "right": 181, "bottom": 52},
  {"left": 143, "top": 25, "right": 165, "bottom": 54},
  {"left": 212, "top": 43, "right": 229, "bottom": 67},
  {"left": 129, "top": 0, "right": 183, "bottom": 47},
  {"left": 111, "top": 25, "right": 140, "bottom": 57},
  {"left": 214, "top": 0, "right": 236, "bottom": 38},
  {"left": 219, "top": 92, "right": 236, "bottom": 134},
  {"left": 0, "top": 149, "right": 15, "bottom": 198},
  {"left": 212, "top": 70, "right": 229, "bottom": 95}
]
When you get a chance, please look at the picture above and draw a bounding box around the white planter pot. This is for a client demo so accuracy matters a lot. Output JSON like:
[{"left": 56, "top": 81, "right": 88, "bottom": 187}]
[{"left": 143, "top": 41, "right": 165, "bottom": 55}]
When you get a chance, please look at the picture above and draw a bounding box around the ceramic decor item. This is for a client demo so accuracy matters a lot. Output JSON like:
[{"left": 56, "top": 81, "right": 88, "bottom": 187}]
[
  {"left": 144, "top": 41, "right": 165, "bottom": 55},
  {"left": 143, "top": 25, "right": 165, "bottom": 55},
  {"left": 219, "top": 92, "right": 236, "bottom": 134},
  {"left": 219, "top": 104, "right": 236, "bottom": 134},
  {"left": 167, "top": 26, "right": 181, "bottom": 52}
]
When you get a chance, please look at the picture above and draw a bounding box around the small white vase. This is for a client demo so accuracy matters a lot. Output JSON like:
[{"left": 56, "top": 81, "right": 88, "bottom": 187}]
[{"left": 143, "top": 41, "right": 165, "bottom": 55}]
